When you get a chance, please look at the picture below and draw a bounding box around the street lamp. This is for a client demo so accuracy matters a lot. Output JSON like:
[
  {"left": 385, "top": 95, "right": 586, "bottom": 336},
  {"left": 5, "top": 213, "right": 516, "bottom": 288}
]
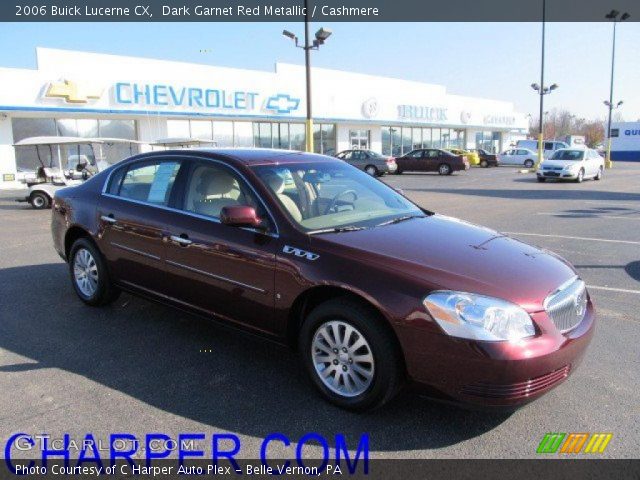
[
  {"left": 604, "top": 9, "right": 630, "bottom": 169},
  {"left": 282, "top": 2, "right": 332, "bottom": 153}
]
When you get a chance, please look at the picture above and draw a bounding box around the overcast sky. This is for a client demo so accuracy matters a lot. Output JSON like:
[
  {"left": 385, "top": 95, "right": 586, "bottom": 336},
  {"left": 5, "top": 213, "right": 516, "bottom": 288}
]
[{"left": 1, "top": 22, "right": 638, "bottom": 121}]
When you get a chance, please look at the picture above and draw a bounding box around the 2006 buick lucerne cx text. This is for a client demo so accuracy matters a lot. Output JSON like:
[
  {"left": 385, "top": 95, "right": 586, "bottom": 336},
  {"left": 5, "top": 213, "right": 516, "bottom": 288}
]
[{"left": 51, "top": 149, "right": 594, "bottom": 411}]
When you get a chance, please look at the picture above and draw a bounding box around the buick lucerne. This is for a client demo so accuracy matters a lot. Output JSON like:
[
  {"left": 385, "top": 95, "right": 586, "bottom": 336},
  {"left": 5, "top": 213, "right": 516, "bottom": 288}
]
[{"left": 51, "top": 149, "right": 594, "bottom": 411}]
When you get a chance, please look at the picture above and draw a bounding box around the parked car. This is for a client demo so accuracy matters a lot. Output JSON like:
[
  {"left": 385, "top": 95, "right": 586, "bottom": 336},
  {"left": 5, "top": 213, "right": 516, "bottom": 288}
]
[
  {"left": 52, "top": 149, "right": 594, "bottom": 411},
  {"left": 469, "top": 148, "right": 499, "bottom": 167},
  {"left": 335, "top": 149, "right": 397, "bottom": 176},
  {"left": 446, "top": 148, "right": 480, "bottom": 166},
  {"left": 395, "top": 148, "right": 469, "bottom": 175},
  {"left": 498, "top": 148, "right": 537, "bottom": 168},
  {"left": 516, "top": 140, "right": 569, "bottom": 159},
  {"left": 536, "top": 148, "right": 604, "bottom": 183}
]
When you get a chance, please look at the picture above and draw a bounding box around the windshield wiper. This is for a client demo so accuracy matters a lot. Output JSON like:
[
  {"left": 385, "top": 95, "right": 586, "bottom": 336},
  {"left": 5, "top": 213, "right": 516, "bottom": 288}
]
[
  {"left": 308, "top": 225, "right": 367, "bottom": 235},
  {"left": 376, "top": 215, "right": 426, "bottom": 227}
]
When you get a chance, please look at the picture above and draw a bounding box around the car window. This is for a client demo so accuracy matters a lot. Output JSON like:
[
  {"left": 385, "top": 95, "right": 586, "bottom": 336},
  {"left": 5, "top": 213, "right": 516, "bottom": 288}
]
[
  {"left": 114, "top": 160, "right": 181, "bottom": 206},
  {"left": 516, "top": 149, "right": 528, "bottom": 155},
  {"left": 182, "top": 163, "right": 268, "bottom": 225},
  {"left": 252, "top": 162, "right": 423, "bottom": 231},
  {"left": 407, "top": 150, "right": 423, "bottom": 158},
  {"left": 544, "top": 142, "right": 554, "bottom": 150},
  {"left": 340, "top": 152, "right": 352, "bottom": 160}
]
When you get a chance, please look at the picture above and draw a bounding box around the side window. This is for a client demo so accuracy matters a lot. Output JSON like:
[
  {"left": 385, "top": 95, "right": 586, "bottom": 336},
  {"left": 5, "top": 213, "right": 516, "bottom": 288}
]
[
  {"left": 516, "top": 149, "right": 528, "bottom": 155},
  {"left": 183, "top": 163, "right": 269, "bottom": 226},
  {"left": 409, "top": 150, "right": 423, "bottom": 158},
  {"left": 544, "top": 142, "right": 554, "bottom": 150},
  {"left": 341, "top": 152, "right": 352, "bottom": 160},
  {"left": 116, "top": 161, "right": 181, "bottom": 206},
  {"left": 427, "top": 150, "right": 439, "bottom": 158}
]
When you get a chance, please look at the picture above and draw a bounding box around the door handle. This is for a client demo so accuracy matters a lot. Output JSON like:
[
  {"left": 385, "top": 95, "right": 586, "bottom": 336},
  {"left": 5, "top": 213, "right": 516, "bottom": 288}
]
[
  {"left": 170, "top": 234, "right": 192, "bottom": 246},
  {"left": 101, "top": 215, "right": 117, "bottom": 224}
]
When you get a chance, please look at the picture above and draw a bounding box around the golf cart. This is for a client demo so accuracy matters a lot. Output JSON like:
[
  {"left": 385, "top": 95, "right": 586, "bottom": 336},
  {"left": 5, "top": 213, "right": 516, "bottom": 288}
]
[
  {"left": 14, "top": 136, "right": 140, "bottom": 209},
  {"left": 149, "top": 137, "right": 217, "bottom": 150}
]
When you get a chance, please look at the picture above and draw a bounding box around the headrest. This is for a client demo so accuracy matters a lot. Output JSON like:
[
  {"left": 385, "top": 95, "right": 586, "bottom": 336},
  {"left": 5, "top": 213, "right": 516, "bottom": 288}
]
[
  {"left": 265, "top": 174, "right": 285, "bottom": 194},
  {"left": 198, "top": 171, "right": 236, "bottom": 196}
]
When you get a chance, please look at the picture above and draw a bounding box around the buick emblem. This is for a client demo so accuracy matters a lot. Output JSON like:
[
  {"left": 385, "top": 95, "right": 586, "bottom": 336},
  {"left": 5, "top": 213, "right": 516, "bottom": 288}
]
[{"left": 362, "top": 98, "right": 379, "bottom": 119}]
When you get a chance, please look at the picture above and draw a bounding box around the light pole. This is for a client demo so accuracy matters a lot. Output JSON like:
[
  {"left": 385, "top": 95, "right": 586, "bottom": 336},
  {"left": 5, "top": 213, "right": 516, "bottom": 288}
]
[
  {"left": 529, "top": 0, "right": 558, "bottom": 169},
  {"left": 282, "top": 1, "right": 332, "bottom": 153},
  {"left": 604, "top": 10, "right": 630, "bottom": 169}
]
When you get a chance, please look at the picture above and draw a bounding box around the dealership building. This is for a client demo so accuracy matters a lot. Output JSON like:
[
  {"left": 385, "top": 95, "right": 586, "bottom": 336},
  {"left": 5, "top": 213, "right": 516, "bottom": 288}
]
[{"left": 0, "top": 48, "right": 529, "bottom": 189}]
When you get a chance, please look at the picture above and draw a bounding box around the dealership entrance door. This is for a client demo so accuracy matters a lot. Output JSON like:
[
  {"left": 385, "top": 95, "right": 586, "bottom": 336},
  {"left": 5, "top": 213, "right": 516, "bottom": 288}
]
[{"left": 350, "top": 129, "right": 370, "bottom": 149}]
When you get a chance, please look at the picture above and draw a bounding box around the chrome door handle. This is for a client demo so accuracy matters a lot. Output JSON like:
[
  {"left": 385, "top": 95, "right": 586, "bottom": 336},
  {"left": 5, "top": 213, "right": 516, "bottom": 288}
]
[
  {"left": 101, "top": 215, "right": 117, "bottom": 224},
  {"left": 170, "top": 235, "right": 192, "bottom": 246}
]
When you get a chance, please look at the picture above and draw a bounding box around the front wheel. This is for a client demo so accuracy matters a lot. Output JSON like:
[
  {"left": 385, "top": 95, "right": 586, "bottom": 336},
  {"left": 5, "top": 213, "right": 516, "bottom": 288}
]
[
  {"left": 69, "top": 238, "right": 120, "bottom": 306},
  {"left": 537, "top": 177, "right": 546, "bottom": 182},
  {"left": 395, "top": 169, "right": 403, "bottom": 175},
  {"left": 575, "top": 169, "right": 584, "bottom": 183},
  {"left": 364, "top": 165, "right": 378, "bottom": 176},
  {"left": 480, "top": 160, "right": 488, "bottom": 168},
  {"left": 524, "top": 159, "right": 534, "bottom": 169},
  {"left": 438, "top": 163, "right": 452, "bottom": 175},
  {"left": 299, "top": 298, "right": 403, "bottom": 411},
  {"left": 30, "top": 192, "right": 50, "bottom": 209}
]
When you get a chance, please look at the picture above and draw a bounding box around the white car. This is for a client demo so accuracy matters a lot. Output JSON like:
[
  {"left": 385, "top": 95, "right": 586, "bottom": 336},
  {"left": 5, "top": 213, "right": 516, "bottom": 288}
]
[
  {"left": 536, "top": 148, "right": 604, "bottom": 183},
  {"left": 498, "top": 148, "right": 537, "bottom": 168}
]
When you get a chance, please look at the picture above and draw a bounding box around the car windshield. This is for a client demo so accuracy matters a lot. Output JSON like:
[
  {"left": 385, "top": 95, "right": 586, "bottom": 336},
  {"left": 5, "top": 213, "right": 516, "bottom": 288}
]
[
  {"left": 551, "top": 150, "right": 585, "bottom": 161},
  {"left": 252, "top": 162, "right": 424, "bottom": 232}
]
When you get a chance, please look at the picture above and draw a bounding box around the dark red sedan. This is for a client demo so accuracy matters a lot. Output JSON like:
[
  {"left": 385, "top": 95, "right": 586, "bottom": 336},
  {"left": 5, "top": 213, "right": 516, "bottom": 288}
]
[
  {"left": 395, "top": 148, "right": 469, "bottom": 175},
  {"left": 51, "top": 149, "right": 594, "bottom": 411}
]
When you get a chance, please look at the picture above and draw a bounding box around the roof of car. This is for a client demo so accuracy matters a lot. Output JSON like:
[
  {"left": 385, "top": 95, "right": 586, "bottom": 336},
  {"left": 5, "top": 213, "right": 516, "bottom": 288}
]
[{"left": 184, "top": 148, "right": 337, "bottom": 166}]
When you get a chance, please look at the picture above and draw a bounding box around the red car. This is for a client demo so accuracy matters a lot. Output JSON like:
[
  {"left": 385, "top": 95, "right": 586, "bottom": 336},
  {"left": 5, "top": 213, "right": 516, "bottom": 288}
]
[
  {"left": 395, "top": 148, "right": 469, "bottom": 175},
  {"left": 52, "top": 149, "right": 594, "bottom": 411}
]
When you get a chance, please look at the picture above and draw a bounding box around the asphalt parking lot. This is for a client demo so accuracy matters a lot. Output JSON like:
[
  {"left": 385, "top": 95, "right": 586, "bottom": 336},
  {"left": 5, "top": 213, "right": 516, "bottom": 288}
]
[{"left": 0, "top": 163, "right": 638, "bottom": 460}]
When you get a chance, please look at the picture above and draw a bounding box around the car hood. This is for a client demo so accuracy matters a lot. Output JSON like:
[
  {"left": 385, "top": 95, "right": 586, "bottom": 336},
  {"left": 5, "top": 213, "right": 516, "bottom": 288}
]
[
  {"left": 312, "top": 215, "right": 576, "bottom": 312},
  {"left": 542, "top": 160, "right": 581, "bottom": 168}
]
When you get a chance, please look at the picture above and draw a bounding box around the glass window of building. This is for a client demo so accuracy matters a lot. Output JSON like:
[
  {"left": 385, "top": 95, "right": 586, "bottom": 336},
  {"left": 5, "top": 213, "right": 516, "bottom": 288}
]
[
  {"left": 411, "top": 128, "right": 422, "bottom": 150},
  {"left": 349, "top": 129, "right": 370, "bottom": 150},
  {"left": 213, "top": 121, "right": 233, "bottom": 147},
  {"left": 275, "top": 123, "right": 290, "bottom": 149},
  {"left": 234, "top": 122, "right": 253, "bottom": 147},
  {"left": 289, "top": 123, "right": 305, "bottom": 151},
  {"left": 190, "top": 120, "right": 213, "bottom": 140},
  {"left": 422, "top": 128, "right": 432, "bottom": 148},
  {"left": 166, "top": 119, "right": 190, "bottom": 138},
  {"left": 401, "top": 128, "right": 412, "bottom": 154},
  {"left": 253, "top": 122, "right": 273, "bottom": 148},
  {"left": 431, "top": 128, "right": 441, "bottom": 148},
  {"left": 313, "top": 123, "right": 335, "bottom": 155}
]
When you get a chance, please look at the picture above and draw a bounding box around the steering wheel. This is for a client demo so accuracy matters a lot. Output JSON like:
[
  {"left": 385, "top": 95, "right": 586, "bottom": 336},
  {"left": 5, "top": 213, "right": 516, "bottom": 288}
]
[{"left": 324, "top": 189, "right": 358, "bottom": 215}]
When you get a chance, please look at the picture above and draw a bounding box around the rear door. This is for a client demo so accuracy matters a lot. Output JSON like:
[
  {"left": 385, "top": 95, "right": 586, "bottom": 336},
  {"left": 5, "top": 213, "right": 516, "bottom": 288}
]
[
  {"left": 98, "top": 158, "right": 183, "bottom": 294},
  {"left": 423, "top": 149, "right": 441, "bottom": 171},
  {"left": 159, "top": 158, "right": 278, "bottom": 333}
]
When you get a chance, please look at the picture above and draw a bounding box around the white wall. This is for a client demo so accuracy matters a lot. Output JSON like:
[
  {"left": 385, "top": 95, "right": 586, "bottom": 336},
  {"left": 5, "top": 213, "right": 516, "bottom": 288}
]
[{"left": 0, "top": 114, "right": 20, "bottom": 188}]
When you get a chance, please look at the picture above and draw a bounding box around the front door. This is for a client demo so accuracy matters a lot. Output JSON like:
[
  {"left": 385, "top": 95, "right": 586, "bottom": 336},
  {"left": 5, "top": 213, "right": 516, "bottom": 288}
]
[
  {"left": 161, "top": 159, "right": 278, "bottom": 333},
  {"left": 97, "top": 158, "right": 183, "bottom": 295}
]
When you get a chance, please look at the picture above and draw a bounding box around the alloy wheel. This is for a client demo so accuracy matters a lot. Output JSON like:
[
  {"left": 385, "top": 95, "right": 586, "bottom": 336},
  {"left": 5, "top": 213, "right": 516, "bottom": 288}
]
[
  {"left": 311, "top": 320, "right": 375, "bottom": 397},
  {"left": 73, "top": 248, "right": 99, "bottom": 297}
]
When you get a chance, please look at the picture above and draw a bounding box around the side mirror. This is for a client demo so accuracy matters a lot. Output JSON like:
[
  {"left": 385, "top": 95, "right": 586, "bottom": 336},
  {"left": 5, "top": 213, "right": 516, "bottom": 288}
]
[{"left": 220, "top": 205, "right": 262, "bottom": 228}]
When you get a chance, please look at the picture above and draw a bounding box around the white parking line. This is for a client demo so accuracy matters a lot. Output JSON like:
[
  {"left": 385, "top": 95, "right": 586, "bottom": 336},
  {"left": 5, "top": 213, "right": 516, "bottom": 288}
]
[
  {"left": 536, "top": 212, "right": 640, "bottom": 220},
  {"left": 588, "top": 285, "right": 640, "bottom": 295},
  {"left": 504, "top": 232, "right": 640, "bottom": 246}
]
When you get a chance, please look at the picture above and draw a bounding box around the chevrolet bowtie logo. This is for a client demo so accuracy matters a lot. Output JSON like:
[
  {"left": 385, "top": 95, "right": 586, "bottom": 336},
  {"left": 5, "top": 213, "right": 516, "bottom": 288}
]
[
  {"left": 45, "top": 80, "right": 103, "bottom": 104},
  {"left": 266, "top": 94, "right": 300, "bottom": 114}
]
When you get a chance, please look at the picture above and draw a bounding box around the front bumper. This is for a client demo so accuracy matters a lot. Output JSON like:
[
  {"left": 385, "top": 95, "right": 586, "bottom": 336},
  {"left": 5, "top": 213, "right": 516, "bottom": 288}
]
[
  {"left": 537, "top": 170, "right": 578, "bottom": 179},
  {"left": 401, "top": 303, "right": 595, "bottom": 409}
]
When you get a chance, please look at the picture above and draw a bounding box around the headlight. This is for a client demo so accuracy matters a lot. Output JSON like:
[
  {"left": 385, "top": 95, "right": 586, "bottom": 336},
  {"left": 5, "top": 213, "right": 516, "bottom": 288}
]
[
  {"left": 423, "top": 291, "right": 535, "bottom": 341},
  {"left": 564, "top": 163, "right": 579, "bottom": 171}
]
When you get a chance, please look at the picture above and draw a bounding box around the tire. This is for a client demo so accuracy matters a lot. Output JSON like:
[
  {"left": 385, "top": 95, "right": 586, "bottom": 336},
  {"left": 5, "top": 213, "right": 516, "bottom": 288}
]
[
  {"left": 30, "top": 192, "right": 50, "bottom": 209},
  {"left": 395, "top": 169, "right": 403, "bottom": 175},
  {"left": 537, "top": 177, "right": 546, "bottom": 182},
  {"left": 480, "top": 160, "right": 488, "bottom": 168},
  {"left": 364, "top": 165, "right": 378, "bottom": 176},
  {"left": 595, "top": 167, "right": 603, "bottom": 181},
  {"left": 524, "top": 159, "right": 534, "bottom": 169},
  {"left": 575, "top": 169, "right": 584, "bottom": 183},
  {"left": 438, "top": 163, "right": 452, "bottom": 175},
  {"left": 69, "top": 238, "right": 120, "bottom": 306},
  {"left": 299, "top": 298, "right": 403, "bottom": 411}
]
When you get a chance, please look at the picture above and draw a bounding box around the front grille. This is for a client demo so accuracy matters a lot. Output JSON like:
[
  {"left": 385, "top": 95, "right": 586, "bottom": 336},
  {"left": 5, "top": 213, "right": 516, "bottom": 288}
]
[
  {"left": 544, "top": 277, "right": 587, "bottom": 333},
  {"left": 544, "top": 172, "right": 560, "bottom": 177},
  {"left": 461, "top": 365, "right": 570, "bottom": 399}
]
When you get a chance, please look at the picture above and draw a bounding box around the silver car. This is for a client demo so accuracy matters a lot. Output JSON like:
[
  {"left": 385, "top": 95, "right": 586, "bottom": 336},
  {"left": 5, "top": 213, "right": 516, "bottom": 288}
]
[
  {"left": 498, "top": 148, "right": 537, "bottom": 168},
  {"left": 335, "top": 149, "right": 397, "bottom": 176},
  {"left": 536, "top": 148, "right": 605, "bottom": 183}
]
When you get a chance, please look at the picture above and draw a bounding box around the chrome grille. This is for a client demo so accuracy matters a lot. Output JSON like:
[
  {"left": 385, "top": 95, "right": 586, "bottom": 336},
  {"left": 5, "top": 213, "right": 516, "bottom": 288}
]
[{"left": 544, "top": 277, "right": 587, "bottom": 333}]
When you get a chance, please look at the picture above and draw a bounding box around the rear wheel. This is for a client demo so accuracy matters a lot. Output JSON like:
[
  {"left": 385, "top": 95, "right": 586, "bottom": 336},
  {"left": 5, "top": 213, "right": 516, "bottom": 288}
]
[
  {"left": 524, "top": 159, "right": 534, "bottom": 169},
  {"left": 364, "top": 165, "right": 378, "bottom": 176},
  {"left": 299, "top": 298, "right": 403, "bottom": 411},
  {"left": 30, "top": 192, "right": 50, "bottom": 209},
  {"left": 438, "top": 163, "right": 452, "bottom": 175},
  {"left": 69, "top": 238, "right": 120, "bottom": 306},
  {"left": 595, "top": 166, "right": 603, "bottom": 180}
]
